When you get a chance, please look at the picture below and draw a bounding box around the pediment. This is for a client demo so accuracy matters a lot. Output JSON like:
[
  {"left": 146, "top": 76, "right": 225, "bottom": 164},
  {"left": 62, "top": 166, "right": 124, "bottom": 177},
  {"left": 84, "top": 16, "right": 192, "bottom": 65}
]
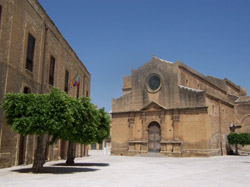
[{"left": 141, "top": 101, "right": 166, "bottom": 111}]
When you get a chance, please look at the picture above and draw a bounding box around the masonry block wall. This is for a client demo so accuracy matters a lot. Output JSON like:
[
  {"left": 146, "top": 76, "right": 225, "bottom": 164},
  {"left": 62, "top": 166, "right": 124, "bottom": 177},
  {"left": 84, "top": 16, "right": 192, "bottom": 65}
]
[
  {"left": 0, "top": 0, "right": 90, "bottom": 168},
  {"left": 112, "top": 56, "right": 249, "bottom": 157}
]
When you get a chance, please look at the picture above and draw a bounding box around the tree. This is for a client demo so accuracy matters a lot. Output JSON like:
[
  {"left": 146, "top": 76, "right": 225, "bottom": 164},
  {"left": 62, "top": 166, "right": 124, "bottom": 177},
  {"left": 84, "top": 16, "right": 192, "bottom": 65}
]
[
  {"left": 238, "top": 133, "right": 250, "bottom": 146},
  {"left": 227, "top": 133, "right": 250, "bottom": 155},
  {"left": 96, "top": 108, "right": 111, "bottom": 143},
  {"left": 228, "top": 133, "right": 240, "bottom": 155},
  {"left": 2, "top": 88, "right": 111, "bottom": 171},
  {"left": 65, "top": 97, "right": 99, "bottom": 165},
  {"left": 2, "top": 89, "right": 73, "bottom": 172},
  {"left": 65, "top": 98, "right": 111, "bottom": 165}
]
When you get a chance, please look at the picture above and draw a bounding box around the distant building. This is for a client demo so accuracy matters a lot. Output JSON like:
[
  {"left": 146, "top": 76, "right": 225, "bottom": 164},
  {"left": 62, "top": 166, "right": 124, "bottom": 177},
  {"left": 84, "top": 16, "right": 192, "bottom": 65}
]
[
  {"left": 0, "top": 0, "right": 90, "bottom": 168},
  {"left": 111, "top": 56, "right": 250, "bottom": 157}
]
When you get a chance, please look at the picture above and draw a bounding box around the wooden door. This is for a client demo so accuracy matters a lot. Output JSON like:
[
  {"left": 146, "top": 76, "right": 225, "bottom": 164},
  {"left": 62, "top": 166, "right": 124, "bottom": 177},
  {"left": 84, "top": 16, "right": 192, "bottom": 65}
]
[{"left": 148, "top": 122, "right": 161, "bottom": 152}]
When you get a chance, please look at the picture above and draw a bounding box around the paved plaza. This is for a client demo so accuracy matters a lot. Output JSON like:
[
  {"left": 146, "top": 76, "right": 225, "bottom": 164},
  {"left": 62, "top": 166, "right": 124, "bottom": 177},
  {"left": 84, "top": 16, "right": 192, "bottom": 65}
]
[{"left": 0, "top": 151, "right": 250, "bottom": 187}]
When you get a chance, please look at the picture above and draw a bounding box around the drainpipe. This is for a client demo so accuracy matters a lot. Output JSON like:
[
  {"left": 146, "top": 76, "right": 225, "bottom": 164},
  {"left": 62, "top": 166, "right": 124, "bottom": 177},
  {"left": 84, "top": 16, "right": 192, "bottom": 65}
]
[
  {"left": 218, "top": 101, "right": 223, "bottom": 155},
  {"left": 41, "top": 23, "right": 48, "bottom": 94},
  {"left": 36, "top": 22, "right": 48, "bottom": 164}
]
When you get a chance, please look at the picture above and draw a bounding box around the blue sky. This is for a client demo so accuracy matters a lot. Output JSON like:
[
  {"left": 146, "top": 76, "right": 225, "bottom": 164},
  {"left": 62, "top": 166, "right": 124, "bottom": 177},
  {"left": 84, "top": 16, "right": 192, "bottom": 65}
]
[{"left": 39, "top": 0, "right": 250, "bottom": 112}]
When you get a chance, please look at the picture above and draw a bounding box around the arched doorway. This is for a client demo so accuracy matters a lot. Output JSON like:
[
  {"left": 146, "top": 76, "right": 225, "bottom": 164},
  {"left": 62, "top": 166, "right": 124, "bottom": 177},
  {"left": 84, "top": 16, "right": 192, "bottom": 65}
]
[{"left": 148, "top": 122, "right": 161, "bottom": 152}]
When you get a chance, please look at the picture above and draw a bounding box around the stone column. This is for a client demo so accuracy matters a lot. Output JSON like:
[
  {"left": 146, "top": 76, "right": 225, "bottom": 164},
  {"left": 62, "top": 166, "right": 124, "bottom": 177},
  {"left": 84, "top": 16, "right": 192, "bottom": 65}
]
[
  {"left": 160, "top": 110, "right": 165, "bottom": 138},
  {"left": 172, "top": 112, "right": 180, "bottom": 140},
  {"left": 141, "top": 112, "right": 147, "bottom": 140},
  {"left": 128, "top": 117, "right": 135, "bottom": 141}
]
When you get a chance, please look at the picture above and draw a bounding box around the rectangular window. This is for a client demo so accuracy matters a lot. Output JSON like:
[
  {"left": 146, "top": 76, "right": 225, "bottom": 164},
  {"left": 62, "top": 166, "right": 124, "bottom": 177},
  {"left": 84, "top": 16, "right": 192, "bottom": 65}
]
[
  {"left": 0, "top": 5, "right": 2, "bottom": 27},
  {"left": 49, "top": 56, "right": 55, "bottom": 86},
  {"left": 64, "top": 70, "right": 69, "bottom": 93},
  {"left": 26, "top": 34, "right": 35, "bottom": 72}
]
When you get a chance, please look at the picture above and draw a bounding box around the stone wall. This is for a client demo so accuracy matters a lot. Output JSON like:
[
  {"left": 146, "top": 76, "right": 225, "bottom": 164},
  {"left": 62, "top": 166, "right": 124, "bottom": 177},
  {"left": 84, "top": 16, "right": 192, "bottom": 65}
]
[
  {"left": 112, "top": 56, "right": 247, "bottom": 157},
  {"left": 0, "top": 0, "right": 90, "bottom": 168},
  {"left": 112, "top": 57, "right": 180, "bottom": 112},
  {"left": 111, "top": 107, "right": 211, "bottom": 157},
  {"left": 205, "top": 97, "right": 235, "bottom": 155},
  {"left": 234, "top": 97, "right": 250, "bottom": 132}
]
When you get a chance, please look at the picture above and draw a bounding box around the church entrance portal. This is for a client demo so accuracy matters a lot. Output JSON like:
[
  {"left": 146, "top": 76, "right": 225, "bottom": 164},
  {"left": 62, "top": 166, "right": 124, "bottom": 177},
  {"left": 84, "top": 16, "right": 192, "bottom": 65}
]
[{"left": 148, "top": 122, "right": 161, "bottom": 152}]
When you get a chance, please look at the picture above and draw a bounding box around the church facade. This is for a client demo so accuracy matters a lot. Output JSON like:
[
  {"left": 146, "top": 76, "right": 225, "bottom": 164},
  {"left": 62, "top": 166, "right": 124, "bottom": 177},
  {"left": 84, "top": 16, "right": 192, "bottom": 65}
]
[{"left": 111, "top": 56, "right": 249, "bottom": 157}]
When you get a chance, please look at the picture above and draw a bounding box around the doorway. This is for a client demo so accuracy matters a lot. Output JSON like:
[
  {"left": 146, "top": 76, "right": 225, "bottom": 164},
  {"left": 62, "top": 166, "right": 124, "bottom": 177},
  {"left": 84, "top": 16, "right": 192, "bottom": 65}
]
[
  {"left": 60, "top": 140, "right": 66, "bottom": 159},
  {"left": 18, "top": 86, "right": 30, "bottom": 165},
  {"left": 18, "top": 135, "right": 26, "bottom": 165},
  {"left": 148, "top": 122, "right": 161, "bottom": 152}
]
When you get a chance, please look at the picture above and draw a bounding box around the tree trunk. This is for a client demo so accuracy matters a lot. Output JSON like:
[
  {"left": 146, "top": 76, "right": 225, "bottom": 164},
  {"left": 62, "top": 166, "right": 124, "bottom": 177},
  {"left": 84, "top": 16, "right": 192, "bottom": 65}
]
[
  {"left": 235, "top": 144, "right": 239, "bottom": 155},
  {"left": 66, "top": 141, "right": 75, "bottom": 165},
  {"left": 32, "top": 134, "right": 49, "bottom": 173}
]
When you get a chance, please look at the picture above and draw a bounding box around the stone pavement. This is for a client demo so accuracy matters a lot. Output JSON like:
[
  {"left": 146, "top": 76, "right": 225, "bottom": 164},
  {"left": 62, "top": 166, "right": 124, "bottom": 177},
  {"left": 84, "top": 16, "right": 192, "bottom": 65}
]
[{"left": 0, "top": 152, "right": 250, "bottom": 187}]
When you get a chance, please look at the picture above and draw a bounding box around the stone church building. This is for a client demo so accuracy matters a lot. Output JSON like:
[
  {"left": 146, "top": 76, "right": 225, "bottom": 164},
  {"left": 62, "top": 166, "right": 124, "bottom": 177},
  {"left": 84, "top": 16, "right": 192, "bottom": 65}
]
[{"left": 111, "top": 56, "right": 250, "bottom": 157}]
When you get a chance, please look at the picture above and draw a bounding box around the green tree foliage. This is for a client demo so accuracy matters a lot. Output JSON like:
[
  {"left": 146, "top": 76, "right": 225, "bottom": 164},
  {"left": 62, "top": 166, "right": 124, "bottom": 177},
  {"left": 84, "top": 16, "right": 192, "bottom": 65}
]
[
  {"left": 2, "top": 89, "right": 74, "bottom": 172},
  {"left": 65, "top": 98, "right": 110, "bottom": 145},
  {"left": 2, "top": 89, "right": 73, "bottom": 138},
  {"left": 46, "top": 88, "right": 74, "bottom": 139},
  {"left": 65, "top": 99, "right": 111, "bottom": 165},
  {"left": 1, "top": 88, "right": 111, "bottom": 172},
  {"left": 65, "top": 97, "right": 100, "bottom": 165},
  {"left": 96, "top": 108, "right": 111, "bottom": 143},
  {"left": 227, "top": 133, "right": 250, "bottom": 155},
  {"left": 228, "top": 133, "right": 250, "bottom": 145},
  {"left": 227, "top": 133, "right": 239, "bottom": 145},
  {"left": 238, "top": 133, "right": 250, "bottom": 146}
]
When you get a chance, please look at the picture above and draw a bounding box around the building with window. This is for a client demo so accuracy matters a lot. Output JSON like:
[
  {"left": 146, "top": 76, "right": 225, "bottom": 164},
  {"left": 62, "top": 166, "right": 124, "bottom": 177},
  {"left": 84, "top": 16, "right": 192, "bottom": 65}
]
[
  {"left": 111, "top": 56, "right": 250, "bottom": 157},
  {"left": 0, "top": 0, "right": 90, "bottom": 168}
]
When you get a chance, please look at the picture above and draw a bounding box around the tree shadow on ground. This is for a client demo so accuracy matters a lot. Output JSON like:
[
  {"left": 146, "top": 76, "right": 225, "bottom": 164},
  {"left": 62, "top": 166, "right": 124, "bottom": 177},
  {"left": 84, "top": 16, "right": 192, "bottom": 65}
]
[
  {"left": 53, "top": 163, "right": 109, "bottom": 167},
  {"left": 11, "top": 167, "right": 99, "bottom": 174},
  {"left": 238, "top": 154, "right": 250, "bottom": 156}
]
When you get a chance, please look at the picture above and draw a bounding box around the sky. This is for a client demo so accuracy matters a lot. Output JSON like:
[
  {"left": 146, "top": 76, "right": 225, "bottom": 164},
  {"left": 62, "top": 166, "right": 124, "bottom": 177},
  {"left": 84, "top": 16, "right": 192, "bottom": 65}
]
[{"left": 38, "top": 0, "right": 250, "bottom": 112}]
